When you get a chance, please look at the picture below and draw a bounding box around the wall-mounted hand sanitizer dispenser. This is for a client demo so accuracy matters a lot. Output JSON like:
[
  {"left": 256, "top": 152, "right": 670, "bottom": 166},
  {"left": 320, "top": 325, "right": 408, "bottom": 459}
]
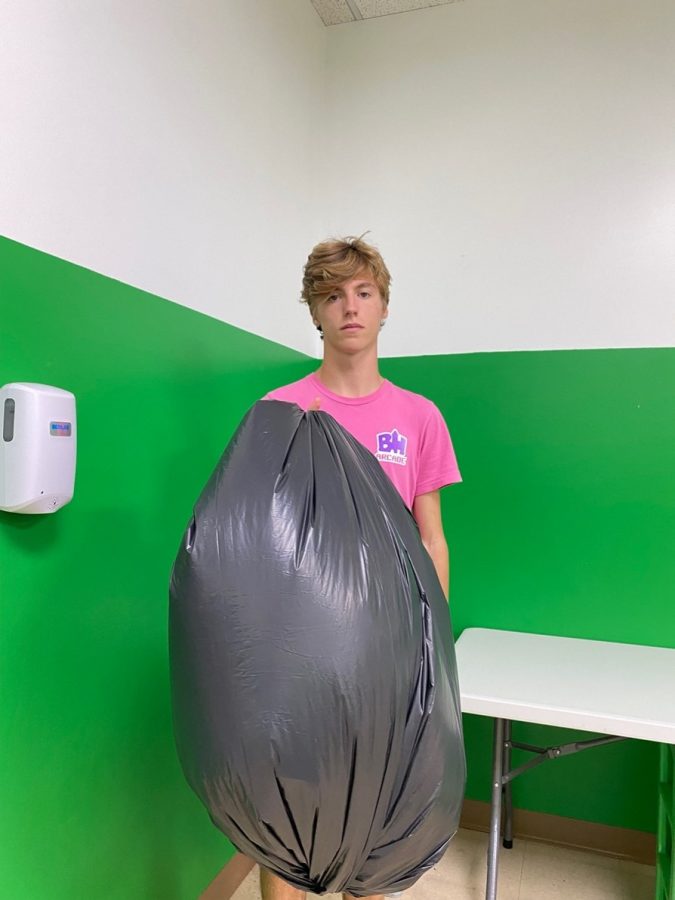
[{"left": 0, "top": 383, "right": 77, "bottom": 514}]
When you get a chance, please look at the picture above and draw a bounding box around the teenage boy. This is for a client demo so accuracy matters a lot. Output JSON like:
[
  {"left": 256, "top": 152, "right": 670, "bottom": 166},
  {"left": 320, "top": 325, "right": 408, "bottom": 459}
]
[{"left": 260, "top": 235, "right": 461, "bottom": 900}]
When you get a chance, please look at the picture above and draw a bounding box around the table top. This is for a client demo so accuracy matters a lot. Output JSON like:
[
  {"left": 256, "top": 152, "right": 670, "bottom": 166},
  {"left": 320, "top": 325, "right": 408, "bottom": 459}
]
[{"left": 455, "top": 627, "right": 675, "bottom": 744}]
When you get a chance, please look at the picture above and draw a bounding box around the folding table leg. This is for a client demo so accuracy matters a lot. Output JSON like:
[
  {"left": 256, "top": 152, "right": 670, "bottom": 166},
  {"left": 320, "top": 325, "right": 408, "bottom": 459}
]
[
  {"left": 502, "top": 719, "right": 514, "bottom": 850},
  {"left": 486, "top": 717, "right": 505, "bottom": 900},
  {"left": 656, "top": 743, "right": 674, "bottom": 900}
]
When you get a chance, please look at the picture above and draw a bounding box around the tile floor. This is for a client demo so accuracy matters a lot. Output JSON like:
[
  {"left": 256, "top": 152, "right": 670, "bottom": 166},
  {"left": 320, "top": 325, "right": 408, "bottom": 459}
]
[{"left": 232, "top": 829, "right": 656, "bottom": 900}]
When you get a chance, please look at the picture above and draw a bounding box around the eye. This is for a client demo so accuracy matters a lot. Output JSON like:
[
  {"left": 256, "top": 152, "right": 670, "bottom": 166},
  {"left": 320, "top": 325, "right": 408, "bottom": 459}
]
[
  {"left": 325, "top": 294, "right": 338, "bottom": 304},
  {"left": 358, "top": 291, "right": 371, "bottom": 299}
]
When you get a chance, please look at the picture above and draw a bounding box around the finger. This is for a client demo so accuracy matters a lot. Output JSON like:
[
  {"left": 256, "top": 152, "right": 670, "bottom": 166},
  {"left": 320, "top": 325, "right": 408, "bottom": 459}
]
[{"left": 308, "top": 396, "right": 321, "bottom": 411}]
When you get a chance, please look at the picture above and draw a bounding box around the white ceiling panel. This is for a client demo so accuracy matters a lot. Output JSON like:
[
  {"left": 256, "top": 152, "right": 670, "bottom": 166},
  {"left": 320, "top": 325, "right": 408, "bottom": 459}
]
[
  {"left": 355, "top": 0, "right": 459, "bottom": 18},
  {"left": 310, "top": 0, "right": 357, "bottom": 26},
  {"left": 311, "top": 0, "right": 460, "bottom": 26}
]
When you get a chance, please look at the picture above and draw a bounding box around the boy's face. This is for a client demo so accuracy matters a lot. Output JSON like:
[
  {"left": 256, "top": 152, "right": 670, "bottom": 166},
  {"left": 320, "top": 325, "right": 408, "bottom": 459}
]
[{"left": 312, "top": 269, "right": 388, "bottom": 353}]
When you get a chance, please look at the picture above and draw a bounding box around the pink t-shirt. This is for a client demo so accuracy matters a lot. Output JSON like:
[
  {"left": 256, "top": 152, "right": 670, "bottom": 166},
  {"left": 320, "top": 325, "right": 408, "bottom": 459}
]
[{"left": 264, "top": 373, "right": 461, "bottom": 510}]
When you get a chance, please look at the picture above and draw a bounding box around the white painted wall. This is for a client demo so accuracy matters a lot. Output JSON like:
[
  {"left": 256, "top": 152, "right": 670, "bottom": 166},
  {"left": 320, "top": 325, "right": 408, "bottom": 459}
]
[
  {"left": 0, "top": 0, "right": 325, "bottom": 355},
  {"left": 2, "top": 1, "right": 673, "bottom": 357},
  {"left": 320, "top": 0, "right": 675, "bottom": 355}
]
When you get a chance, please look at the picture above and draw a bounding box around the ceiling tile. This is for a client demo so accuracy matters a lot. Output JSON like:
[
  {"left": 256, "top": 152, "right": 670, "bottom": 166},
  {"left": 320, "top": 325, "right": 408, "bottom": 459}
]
[
  {"left": 311, "top": 0, "right": 356, "bottom": 26},
  {"left": 354, "top": 0, "right": 459, "bottom": 18}
]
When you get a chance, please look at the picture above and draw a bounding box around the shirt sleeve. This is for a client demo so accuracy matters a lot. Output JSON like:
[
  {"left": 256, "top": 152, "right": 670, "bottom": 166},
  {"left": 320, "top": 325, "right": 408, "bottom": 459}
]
[
  {"left": 415, "top": 404, "right": 462, "bottom": 497},
  {"left": 261, "top": 383, "right": 310, "bottom": 410}
]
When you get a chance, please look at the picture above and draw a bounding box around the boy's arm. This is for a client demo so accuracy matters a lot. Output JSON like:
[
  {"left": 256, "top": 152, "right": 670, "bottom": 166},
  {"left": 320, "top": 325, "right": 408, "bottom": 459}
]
[{"left": 412, "top": 490, "right": 450, "bottom": 600}]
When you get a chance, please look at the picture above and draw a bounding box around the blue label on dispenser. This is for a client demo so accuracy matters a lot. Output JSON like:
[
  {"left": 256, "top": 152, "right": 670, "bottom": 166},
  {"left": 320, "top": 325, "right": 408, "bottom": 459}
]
[{"left": 50, "top": 421, "right": 72, "bottom": 437}]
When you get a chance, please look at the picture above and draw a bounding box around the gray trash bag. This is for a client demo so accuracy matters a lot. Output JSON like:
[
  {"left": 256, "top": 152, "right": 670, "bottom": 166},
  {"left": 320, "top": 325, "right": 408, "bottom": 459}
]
[{"left": 169, "top": 400, "right": 465, "bottom": 896}]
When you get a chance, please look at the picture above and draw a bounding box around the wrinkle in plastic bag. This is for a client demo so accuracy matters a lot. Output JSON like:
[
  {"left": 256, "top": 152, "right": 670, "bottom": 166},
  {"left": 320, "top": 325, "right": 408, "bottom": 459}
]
[{"left": 169, "top": 401, "right": 465, "bottom": 896}]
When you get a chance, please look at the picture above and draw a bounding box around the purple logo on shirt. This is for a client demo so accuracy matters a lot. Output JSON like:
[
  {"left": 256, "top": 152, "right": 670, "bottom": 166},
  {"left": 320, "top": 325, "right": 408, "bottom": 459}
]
[{"left": 376, "top": 429, "right": 408, "bottom": 466}]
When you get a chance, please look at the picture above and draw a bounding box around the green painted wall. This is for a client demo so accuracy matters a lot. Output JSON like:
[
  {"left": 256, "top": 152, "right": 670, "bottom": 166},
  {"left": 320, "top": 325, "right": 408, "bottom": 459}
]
[
  {"left": 382, "top": 351, "right": 675, "bottom": 833},
  {"left": 0, "top": 237, "right": 313, "bottom": 900},
  {"left": 2, "top": 236, "right": 673, "bottom": 898}
]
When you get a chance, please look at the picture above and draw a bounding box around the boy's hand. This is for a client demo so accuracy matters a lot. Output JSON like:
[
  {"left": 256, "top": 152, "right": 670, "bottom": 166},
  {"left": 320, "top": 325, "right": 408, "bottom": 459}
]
[{"left": 308, "top": 397, "right": 321, "bottom": 412}]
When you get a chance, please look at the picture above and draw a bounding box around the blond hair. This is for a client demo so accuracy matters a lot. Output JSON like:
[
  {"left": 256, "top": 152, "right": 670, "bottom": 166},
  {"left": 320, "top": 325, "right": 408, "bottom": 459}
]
[{"left": 301, "top": 235, "right": 391, "bottom": 317}]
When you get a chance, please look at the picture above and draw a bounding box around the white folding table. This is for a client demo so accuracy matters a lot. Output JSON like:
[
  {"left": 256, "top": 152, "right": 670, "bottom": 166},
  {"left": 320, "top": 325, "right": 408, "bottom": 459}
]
[{"left": 455, "top": 627, "right": 675, "bottom": 900}]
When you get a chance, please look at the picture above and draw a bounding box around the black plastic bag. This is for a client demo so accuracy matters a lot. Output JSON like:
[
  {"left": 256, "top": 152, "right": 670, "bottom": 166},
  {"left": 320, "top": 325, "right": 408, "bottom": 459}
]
[{"left": 169, "top": 401, "right": 465, "bottom": 896}]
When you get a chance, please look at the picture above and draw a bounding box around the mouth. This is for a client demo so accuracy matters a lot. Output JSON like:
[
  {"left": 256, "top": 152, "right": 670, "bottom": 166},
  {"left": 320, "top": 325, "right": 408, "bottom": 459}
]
[{"left": 341, "top": 324, "right": 363, "bottom": 331}]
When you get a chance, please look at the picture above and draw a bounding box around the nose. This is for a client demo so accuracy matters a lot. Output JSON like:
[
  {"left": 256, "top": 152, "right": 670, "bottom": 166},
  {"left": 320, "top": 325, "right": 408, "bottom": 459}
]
[{"left": 342, "top": 290, "right": 359, "bottom": 315}]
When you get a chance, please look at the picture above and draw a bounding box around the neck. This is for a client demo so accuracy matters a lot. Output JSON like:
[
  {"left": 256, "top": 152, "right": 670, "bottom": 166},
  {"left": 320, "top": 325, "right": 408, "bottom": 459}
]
[{"left": 316, "top": 347, "right": 383, "bottom": 398}]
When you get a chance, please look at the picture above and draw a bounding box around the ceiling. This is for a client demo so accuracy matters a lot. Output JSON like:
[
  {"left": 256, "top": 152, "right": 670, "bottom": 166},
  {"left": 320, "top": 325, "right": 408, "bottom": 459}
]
[{"left": 311, "top": 0, "right": 460, "bottom": 27}]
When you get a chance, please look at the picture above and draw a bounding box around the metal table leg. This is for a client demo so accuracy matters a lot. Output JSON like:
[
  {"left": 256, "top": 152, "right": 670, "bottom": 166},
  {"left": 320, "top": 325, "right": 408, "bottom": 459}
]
[
  {"left": 656, "top": 743, "right": 674, "bottom": 899},
  {"left": 502, "top": 719, "right": 513, "bottom": 850},
  {"left": 486, "top": 718, "right": 505, "bottom": 900},
  {"left": 482, "top": 719, "right": 626, "bottom": 899}
]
